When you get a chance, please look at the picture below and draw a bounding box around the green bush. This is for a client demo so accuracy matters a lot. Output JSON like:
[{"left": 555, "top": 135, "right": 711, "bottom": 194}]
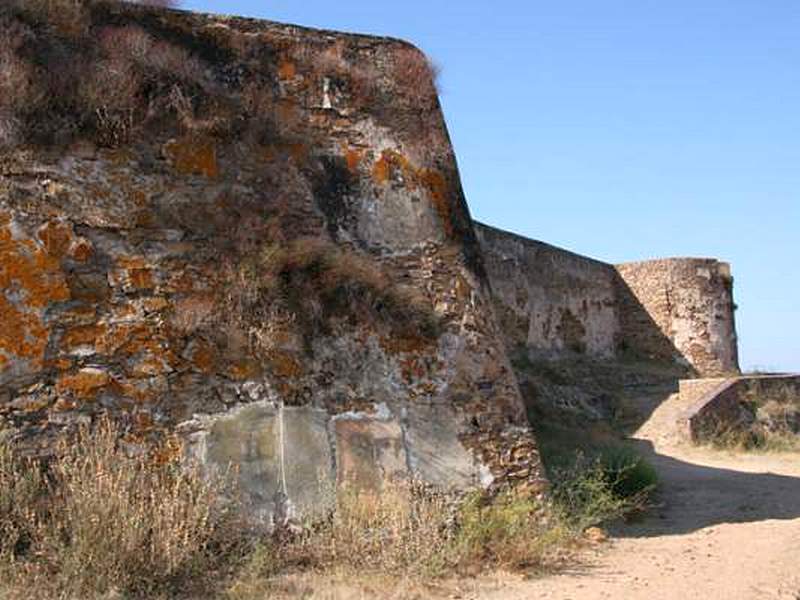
[
  {"left": 549, "top": 446, "right": 657, "bottom": 531},
  {"left": 598, "top": 444, "right": 659, "bottom": 500}
]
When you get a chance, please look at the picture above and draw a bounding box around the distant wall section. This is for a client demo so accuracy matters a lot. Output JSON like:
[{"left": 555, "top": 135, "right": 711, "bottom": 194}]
[
  {"left": 475, "top": 224, "right": 620, "bottom": 359},
  {"left": 615, "top": 259, "right": 739, "bottom": 376},
  {"left": 476, "top": 224, "right": 740, "bottom": 378}
]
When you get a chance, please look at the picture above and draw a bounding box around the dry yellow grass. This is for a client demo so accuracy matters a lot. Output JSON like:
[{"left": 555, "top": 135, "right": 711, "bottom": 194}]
[
  {"left": 0, "top": 419, "right": 653, "bottom": 599},
  {"left": 0, "top": 419, "right": 237, "bottom": 599}
]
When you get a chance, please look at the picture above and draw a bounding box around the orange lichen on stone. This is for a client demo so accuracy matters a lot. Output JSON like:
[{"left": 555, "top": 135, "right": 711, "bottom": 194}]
[
  {"left": 68, "top": 238, "right": 94, "bottom": 262},
  {"left": 371, "top": 152, "right": 454, "bottom": 238},
  {"left": 0, "top": 212, "right": 70, "bottom": 373},
  {"left": 130, "top": 268, "right": 155, "bottom": 289},
  {"left": 62, "top": 324, "right": 107, "bottom": 350},
  {"left": 141, "top": 297, "right": 169, "bottom": 313},
  {"left": 419, "top": 169, "right": 453, "bottom": 237},
  {"left": 226, "top": 358, "right": 262, "bottom": 381},
  {"left": 52, "top": 397, "right": 78, "bottom": 412},
  {"left": 130, "top": 355, "right": 171, "bottom": 378},
  {"left": 345, "top": 147, "right": 363, "bottom": 173},
  {"left": 379, "top": 334, "right": 432, "bottom": 355},
  {"left": 372, "top": 150, "right": 414, "bottom": 185},
  {"left": 37, "top": 220, "right": 74, "bottom": 258},
  {"left": 114, "top": 256, "right": 156, "bottom": 290},
  {"left": 189, "top": 340, "right": 216, "bottom": 374},
  {"left": 268, "top": 350, "right": 303, "bottom": 378},
  {"left": 163, "top": 136, "right": 220, "bottom": 178},
  {"left": 278, "top": 60, "right": 297, "bottom": 80},
  {"left": 56, "top": 368, "right": 111, "bottom": 399},
  {"left": 96, "top": 323, "right": 176, "bottom": 376}
]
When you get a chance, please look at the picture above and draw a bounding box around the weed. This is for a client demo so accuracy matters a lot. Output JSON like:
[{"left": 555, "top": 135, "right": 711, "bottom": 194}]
[
  {"left": 226, "top": 237, "right": 439, "bottom": 356},
  {"left": 548, "top": 446, "right": 657, "bottom": 531},
  {"left": 598, "top": 445, "right": 659, "bottom": 500},
  {"left": 450, "top": 490, "right": 572, "bottom": 572},
  {"left": 702, "top": 380, "right": 800, "bottom": 452},
  {"left": 0, "top": 418, "right": 239, "bottom": 599}
]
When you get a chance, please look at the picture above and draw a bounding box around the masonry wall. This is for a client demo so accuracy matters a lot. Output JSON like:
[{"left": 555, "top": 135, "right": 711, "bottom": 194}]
[
  {"left": 616, "top": 259, "right": 739, "bottom": 376},
  {"left": 475, "top": 224, "right": 620, "bottom": 359},
  {"left": 682, "top": 375, "right": 800, "bottom": 442},
  {"left": 476, "top": 225, "right": 739, "bottom": 377},
  {"left": 0, "top": 4, "right": 544, "bottom": 529}
]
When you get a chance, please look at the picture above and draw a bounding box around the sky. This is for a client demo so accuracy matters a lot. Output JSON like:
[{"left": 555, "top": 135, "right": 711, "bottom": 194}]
[{"left": 183, "top": 0, "right": 799, "bottom": 372}]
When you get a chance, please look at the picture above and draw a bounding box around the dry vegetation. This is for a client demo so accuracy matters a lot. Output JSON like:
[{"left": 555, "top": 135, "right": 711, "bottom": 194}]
[
  {"left": 0, "top": 419, "right": 239, "bottom": 599},
  {"left": 705, "top": 382, "right": 800, "bottom": 452},
  {"left": 0, "top": 417, "right": 656, "bottom": 599},
  {"left": 0, "top": 0, "right": 223, "bottom": 150},
  {"left": 226, "top": 236, "right": 440, "bottom": 355},
  {"left": 0, "top": 0, "right": 443, "bottom": 155}
]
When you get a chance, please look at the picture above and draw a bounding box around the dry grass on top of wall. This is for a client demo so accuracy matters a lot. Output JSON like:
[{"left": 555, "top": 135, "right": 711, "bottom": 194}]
[
  {"left": 702, "top": 381, "right": 800, "bottom": 453},
  {"left": 0, "top": 1, "right": 222, "bottom": 150}
]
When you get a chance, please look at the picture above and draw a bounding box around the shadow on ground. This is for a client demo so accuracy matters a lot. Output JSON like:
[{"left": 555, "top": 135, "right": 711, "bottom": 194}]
[{"left": 612, "top": 439, "right": 800, "bottom": 538}]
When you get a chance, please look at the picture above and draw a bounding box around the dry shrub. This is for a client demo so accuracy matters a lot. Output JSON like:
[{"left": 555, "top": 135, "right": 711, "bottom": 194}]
[
  {"left": 293, "top": 40, "right": 382, "bottom": 114},
  {"left": 704, "top": 382, "right": 800, "bottom": 452},
  {"left": 227, "top": 484, "right": 578, "bottom": 599},
  {"left": 78, "top": 55, "right": 141, "bottom": 145},
  {"left": 313, "top": 484, "right": 453, "bottom": 575},
  {"left": 0, "top": 418, "right": 238, "bottom": 599},
  {"left": 125, "top": 0, "right": 181, "bottom": 7},
  {"left": 226, "top": 237, "right": 439, "bottom": 355},
  {"left": 0, "top": 27, "right": 43, "bottom": 117},
  {"left": 98, "top": 25, "right": 206, "bottom": 86},
  {"left": 0, "top": 443, "right": 45, "bottom": 562},
  {"left": 0, "top": 112, "right": 21, "bottom": 149},
  {"left": 227, "top": 483, "right": 456, "bottom": 599},
  {"left": 11, "top": 0, "right": 91, "bottom": 38},
  {"left": 73, "top": 25, "right": 210, "bottom": 144},
  {"left": 450, "top": 491, "right": 573, "bottom": 572},
  {"left": 393, "top": 46, "right": 440, "bottom": 108}
]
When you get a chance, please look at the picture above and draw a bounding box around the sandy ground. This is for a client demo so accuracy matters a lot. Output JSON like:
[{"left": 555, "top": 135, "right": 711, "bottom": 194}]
[{"left": 473, "top": 394, "right": 800, "bottom": 600}]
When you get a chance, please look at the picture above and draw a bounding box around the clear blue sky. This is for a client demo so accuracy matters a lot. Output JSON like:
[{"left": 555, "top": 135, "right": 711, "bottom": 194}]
[{"left": 183, "top": 0, "right": 799, "bottom": 372}]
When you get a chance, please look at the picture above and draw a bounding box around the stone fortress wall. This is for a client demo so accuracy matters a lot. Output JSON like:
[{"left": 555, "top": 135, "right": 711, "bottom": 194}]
[
  {"left": 616, "top": 259, "right": 739, "bottom": 377},
  {"left": 476, "top": 224, "right": 739, "bottom": 378},
  {"left": 0, "top": 5, "right": 544, "bottom": 529}
]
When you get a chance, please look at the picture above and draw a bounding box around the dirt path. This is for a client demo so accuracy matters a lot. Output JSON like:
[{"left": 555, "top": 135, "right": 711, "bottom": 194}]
[{"left": 474, "top": 394, "right": 800, "bottom": 600}]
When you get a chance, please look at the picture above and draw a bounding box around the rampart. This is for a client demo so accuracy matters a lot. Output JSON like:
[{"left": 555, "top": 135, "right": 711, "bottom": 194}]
[
  {"left": 476, "top": 224, "right": 740, "bottom": 377},
  {"left": 0, "top": 4, "right": 543, "bottom": 528}
]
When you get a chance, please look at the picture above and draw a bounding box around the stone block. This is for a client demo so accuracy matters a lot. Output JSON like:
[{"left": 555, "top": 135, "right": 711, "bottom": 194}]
[
  {"left": 202, "top": 403, "right": 281, "bottom": 526},
  {"left": 404, "top": 405, "right": 480, "bottom": 489},
  {"left": 333, "top": 415, "right": 408, "bottom": 491},
  {"left": 281, "top": 406, "right": 335, "bottom": 519}
]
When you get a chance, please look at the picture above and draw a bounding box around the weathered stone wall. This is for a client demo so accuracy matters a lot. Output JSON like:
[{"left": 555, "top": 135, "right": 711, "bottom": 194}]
[
  {"left": 475, "top": 223, "right": 620, "bottom": 359},
  {"left": 616, "top": 259, "right": 739, "bottom": 376},
  {"left": 682, "top": 375, "right": 800, "bottom": 443},
  {"left": 0, "top": 5, "right": 544, "bottom": 528},
  {"left": 476, "top": 226, "right": 739, "bottom": 378}
]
